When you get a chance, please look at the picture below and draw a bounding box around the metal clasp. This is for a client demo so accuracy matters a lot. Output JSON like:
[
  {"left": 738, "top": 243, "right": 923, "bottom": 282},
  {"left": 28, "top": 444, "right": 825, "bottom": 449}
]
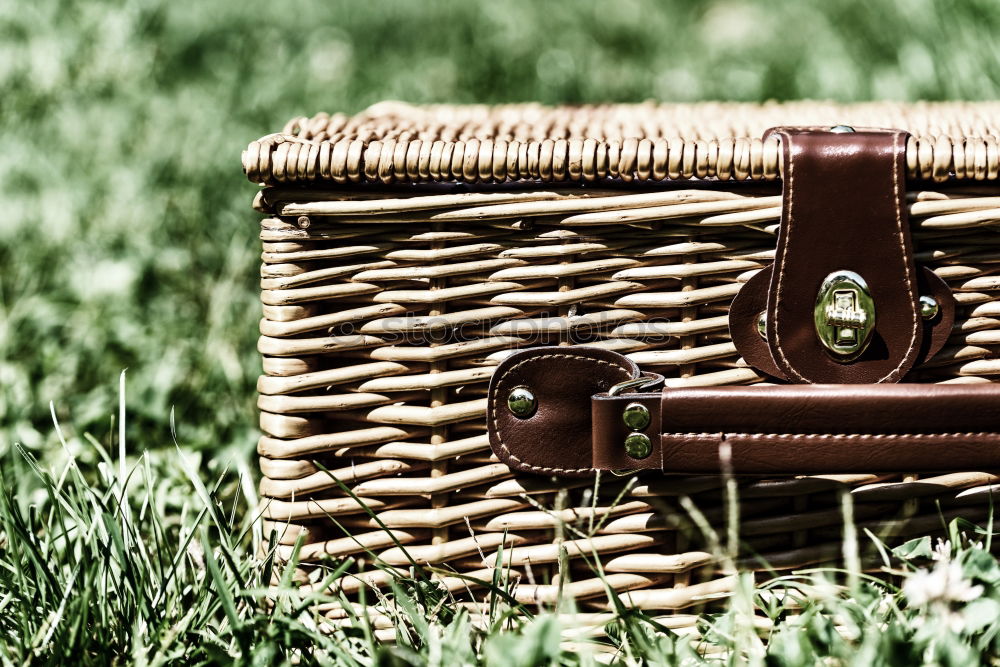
[
  {"left": 814, "top": 270, "right": 875, "bottom": 361},
  {"left": 608, "top": 376, "right": 660, "bottom": 397}
]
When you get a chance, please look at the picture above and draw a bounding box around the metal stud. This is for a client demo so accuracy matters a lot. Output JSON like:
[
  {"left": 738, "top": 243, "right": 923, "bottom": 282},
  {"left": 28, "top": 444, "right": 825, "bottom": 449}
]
[
  {"left": 919, "top": 295, "right": 940, "bottom": 320},
  {"left": 507, "top": 386, "right": 536, "bottom": 418},
  {"left": 624, "top": 433, "right": 652, "bottom": 460},
  {"left": 622, "top": 402, "right": 650, "bottom": 431},
  {"left": 830, "top": 125, "right": 856, "bottom": 133},
  {"left": 756, "top": 311, "right": 767, "bottom": 338}
]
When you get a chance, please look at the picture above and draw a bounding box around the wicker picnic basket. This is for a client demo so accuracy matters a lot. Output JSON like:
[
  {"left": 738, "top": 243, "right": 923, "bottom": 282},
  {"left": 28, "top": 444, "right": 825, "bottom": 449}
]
[{"left": 244, "top": 101, "right": 1000, "bottom": 625}]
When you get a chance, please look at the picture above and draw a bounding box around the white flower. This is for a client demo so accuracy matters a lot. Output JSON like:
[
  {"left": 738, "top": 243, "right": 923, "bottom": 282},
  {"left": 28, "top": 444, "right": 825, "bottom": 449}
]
[
  {"left": 904, "top": 561, "right": 982, "bottom": 607},
  {"left": 903, "top": 558, "right": 983, "bottom": 633},
  {"left": 932, "top": 539, "right": 952, "bottom": 562}
]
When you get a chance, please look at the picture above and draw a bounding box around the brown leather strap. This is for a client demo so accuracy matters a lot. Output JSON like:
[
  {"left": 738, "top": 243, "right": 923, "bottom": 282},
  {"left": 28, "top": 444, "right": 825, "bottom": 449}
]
[
  {"left": 488, "top": 346, "right": 638, "bottom": 478},
  {"left": 771, "top": 127, "right": 921, "bottom": 383},
  {"left": 488, "top": 347, "right": 1000, "bottom": 476},
  {"left": 730, "top": 127, "right": 955, "bottom": 383}
]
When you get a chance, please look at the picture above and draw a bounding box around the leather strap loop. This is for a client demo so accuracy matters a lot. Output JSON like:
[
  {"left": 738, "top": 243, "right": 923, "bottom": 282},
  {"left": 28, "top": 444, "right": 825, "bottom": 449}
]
[
  {"left": 730, "top": 127, "right": 955, "bottom": 383},
  {"left": 488, "top": 347, "right": 1000, "bottom": 476},
  {"left": 770, "top": 127, "right": 919, "bottom": 383},
  {"left": 488, "top": 346, "right": 637, "bottom": 478}
]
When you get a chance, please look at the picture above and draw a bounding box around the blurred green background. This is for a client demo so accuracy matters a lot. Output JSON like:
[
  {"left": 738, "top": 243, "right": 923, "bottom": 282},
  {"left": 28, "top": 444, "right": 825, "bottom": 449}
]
[{"left": 4, "top": 0, "right": 1000, "bottom": 462}]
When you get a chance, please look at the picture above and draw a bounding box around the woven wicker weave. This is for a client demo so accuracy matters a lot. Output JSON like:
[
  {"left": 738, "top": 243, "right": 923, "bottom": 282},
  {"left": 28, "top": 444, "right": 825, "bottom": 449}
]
[{"left": 246, "top": 102, "right": 1000, "bottom": 615}]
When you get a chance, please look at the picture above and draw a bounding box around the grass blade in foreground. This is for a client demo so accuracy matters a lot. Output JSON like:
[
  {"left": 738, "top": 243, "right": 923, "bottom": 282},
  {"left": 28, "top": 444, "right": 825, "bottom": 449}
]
[{"left": 1, "top": 403, "right": 1000, "bottom": 664}]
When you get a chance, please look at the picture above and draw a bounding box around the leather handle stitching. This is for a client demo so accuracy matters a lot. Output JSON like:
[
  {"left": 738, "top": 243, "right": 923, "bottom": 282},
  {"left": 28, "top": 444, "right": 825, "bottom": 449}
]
[
  {"left": 771, "top": 129, "right": 800, "bottom": 381},
  {"left": 877, "top": 130, "right": 920, "bottom": 383}
]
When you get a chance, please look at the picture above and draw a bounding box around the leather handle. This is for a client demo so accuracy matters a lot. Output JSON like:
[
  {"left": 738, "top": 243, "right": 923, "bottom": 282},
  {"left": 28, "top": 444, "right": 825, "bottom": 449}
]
[
  {"left": 594, "top": 383, "right": 1000, "bottom": 474},
  {"left": 488, "top": 347, "right": 1000, "bottom": 477}
]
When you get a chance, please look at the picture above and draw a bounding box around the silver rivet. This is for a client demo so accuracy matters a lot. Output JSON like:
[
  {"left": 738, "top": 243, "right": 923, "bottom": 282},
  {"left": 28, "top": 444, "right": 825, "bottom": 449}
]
[
  {"left": 830, "top": 125, "right": 856, "bottom": 133},
  {"left": 624, "top": 433, "right": 652, "bottom": 460},
  {"left": 919, "top": 295, "right": 940, "bottom": 320},
  {"left": 756, "top": 311, "right": 767, "bottom": 338},
  {"left": 507, "top": 386, "right": 536, "bottom": 418},
  {"left": 622, "top": 402, "right": 650, "bottom": 431}
]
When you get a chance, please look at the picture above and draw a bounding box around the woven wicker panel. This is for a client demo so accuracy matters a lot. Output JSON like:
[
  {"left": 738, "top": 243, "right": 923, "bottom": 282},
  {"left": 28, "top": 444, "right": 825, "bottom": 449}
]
[
  {"left": 252, "top": 174, "right": 1000, "bottom": 612},
  {"left": 244, "top": 102, "right": 1000, "bottom": 185}
]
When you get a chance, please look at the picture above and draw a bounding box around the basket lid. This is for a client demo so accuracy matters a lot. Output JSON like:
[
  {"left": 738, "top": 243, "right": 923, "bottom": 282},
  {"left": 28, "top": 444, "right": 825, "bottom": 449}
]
[{"left": 243, "top": 101, "right": 1000, "bottom": 185}]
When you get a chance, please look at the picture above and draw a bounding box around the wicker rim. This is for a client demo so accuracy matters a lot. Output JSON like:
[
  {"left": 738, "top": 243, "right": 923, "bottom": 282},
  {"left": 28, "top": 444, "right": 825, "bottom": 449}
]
[{"left": 244, "top": 101, "right": 1000, "bottom": 185}]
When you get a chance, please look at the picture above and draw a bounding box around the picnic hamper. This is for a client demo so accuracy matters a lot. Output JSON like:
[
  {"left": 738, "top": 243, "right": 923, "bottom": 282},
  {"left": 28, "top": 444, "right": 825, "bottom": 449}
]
[{"left": 244, "top": 101, "right": 1000, "bottom": 625}]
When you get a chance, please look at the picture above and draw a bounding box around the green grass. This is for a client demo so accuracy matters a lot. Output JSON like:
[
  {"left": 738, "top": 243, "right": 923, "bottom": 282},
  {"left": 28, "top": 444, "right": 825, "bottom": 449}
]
[
  {"left": 5, "top": 0, "right": 1000, "bottom": 663},
  {"left": 3, "top": 398, "right": 1000, "bottom": 664}
]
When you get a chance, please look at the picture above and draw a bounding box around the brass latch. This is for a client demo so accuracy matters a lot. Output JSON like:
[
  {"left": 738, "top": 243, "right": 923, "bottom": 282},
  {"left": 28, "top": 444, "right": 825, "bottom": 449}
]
[{"left": 814, "top": 270, "right": 875, "bottom": 361}]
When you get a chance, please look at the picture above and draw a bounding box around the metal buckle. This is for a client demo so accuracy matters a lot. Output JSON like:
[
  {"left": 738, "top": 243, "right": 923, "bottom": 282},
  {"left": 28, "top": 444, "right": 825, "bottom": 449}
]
[
  {"left": 608, "top": 375, "right": 660, "bottom": 397},
  {"left": 814, "top": 270, "right": 875, "bottom": 361}
]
